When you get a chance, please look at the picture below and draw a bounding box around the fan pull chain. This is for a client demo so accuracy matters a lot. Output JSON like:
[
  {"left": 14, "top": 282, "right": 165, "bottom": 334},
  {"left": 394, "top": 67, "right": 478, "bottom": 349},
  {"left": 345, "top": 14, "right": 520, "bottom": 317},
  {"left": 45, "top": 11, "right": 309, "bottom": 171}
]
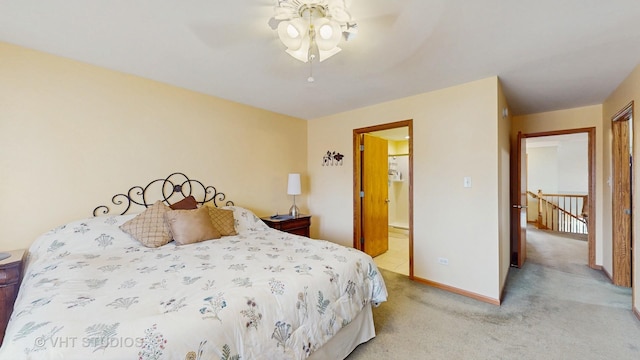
[{"left": 308, "top": 54, "right": 315, "bottom": 83}]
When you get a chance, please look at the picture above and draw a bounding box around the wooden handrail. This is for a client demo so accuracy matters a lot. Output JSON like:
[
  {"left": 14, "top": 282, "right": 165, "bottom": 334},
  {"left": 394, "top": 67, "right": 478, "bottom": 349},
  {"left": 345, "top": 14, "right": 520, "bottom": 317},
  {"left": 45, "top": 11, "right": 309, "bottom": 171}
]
[
  {"left": 539, "top": 196, "right": 586, "bottom": 223},
  {"left": 528, "top": 190, "right": 586, "bottom": 201},
  {"left": 527, "top": 190, "right": 588, "bottom": 234},
  {"left": 533, "top": 192, "right": 587, "bottom": 199}
]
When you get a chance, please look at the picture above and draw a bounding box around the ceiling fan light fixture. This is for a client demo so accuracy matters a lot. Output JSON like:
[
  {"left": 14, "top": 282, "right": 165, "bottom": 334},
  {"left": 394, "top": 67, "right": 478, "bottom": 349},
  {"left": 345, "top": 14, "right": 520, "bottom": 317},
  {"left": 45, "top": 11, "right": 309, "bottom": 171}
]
[{"left": 270, "top": 0, "right": 356, "bottom": 64}]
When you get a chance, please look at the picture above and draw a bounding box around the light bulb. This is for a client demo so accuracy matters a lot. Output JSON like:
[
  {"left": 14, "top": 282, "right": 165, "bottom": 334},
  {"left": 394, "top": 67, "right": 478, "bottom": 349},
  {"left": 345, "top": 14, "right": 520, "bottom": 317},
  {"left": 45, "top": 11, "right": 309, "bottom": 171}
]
[
  {"left": 319, "top": 24, "right": 333, "bottom": 40},
  {"left": 286, "top": 23, "right": 299, "bottom": 38}
]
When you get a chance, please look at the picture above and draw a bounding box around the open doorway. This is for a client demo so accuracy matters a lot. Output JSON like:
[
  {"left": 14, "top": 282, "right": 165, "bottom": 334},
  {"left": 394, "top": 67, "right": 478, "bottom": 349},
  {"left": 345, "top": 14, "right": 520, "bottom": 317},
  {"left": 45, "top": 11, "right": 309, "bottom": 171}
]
[
  {"left": 514, "top": 128, "right": 596, "bottom": 269},
  {"left": 525, "top": 133, "right": 591, "bottom": 272},
  {"left": 526, "top": 133, "right": 589, "bottom": 236},
  {"left": 353, "top": 120, "right": 413, "bottom": 278}
]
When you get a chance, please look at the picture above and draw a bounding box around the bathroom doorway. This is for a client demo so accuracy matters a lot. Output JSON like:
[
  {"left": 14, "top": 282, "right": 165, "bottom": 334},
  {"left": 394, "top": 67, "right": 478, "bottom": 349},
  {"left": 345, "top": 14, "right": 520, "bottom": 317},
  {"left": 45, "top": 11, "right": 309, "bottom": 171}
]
[{"left": 353, "top": 120, "right": 413, "bottom": 278}]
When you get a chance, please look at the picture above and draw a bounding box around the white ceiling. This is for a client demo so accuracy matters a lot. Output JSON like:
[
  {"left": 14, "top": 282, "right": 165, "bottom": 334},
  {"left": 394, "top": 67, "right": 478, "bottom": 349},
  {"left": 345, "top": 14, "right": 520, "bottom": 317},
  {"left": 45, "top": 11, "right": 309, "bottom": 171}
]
[{"left": 1, "top": 0, "right": 639, "bottom": 120}]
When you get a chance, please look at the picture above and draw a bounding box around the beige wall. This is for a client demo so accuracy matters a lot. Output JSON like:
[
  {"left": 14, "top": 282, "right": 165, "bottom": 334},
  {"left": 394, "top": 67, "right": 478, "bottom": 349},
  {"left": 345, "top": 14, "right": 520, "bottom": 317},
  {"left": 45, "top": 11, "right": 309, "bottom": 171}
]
[
  {"left": 0, "top": 42, "right": 308, "bottom": 251},
  {"left": 602, "top": 63, "right": 640, "bottom": 314},
  {"left": 497, "top": 80, "right": 511, "bottom": 295},
  {"left": 511, "top": 105, "right": 604, "bottom": 266},
  {"left": 308, "top": 77, "right": 504, "bottom": 301}
]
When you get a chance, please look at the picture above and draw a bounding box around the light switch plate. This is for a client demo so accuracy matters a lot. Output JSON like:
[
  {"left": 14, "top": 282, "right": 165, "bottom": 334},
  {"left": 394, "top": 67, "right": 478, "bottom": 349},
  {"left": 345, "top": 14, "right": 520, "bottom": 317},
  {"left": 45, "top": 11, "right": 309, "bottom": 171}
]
[{"left": 463, "top": 176, "right": 472, "bottom": 188}]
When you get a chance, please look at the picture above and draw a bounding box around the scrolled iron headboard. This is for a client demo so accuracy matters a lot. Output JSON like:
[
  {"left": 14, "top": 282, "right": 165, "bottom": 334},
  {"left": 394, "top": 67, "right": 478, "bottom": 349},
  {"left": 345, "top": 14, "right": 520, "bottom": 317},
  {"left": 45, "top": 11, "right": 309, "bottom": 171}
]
[{"left": 93, "top": 172, "right": 234, "bottom": 216}]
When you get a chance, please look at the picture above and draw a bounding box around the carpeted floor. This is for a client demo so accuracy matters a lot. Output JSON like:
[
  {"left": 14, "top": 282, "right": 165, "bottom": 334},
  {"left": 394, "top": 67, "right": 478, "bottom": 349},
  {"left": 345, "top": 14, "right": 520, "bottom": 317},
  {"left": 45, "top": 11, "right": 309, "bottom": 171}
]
[{"left": 346, "top": 228, "right": 639, "bottom": 359}]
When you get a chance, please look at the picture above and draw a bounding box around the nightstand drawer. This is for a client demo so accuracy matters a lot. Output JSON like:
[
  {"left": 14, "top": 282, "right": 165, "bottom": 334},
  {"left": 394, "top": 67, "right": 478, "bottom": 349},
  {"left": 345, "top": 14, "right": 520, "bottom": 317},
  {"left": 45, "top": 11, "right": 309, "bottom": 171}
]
[
  {"left": 0, "top": 249, "right": 26, "bottom": 345},
  {"left": 261, "top": 215, "right": 311, "bottom": 237},
  {"left": 0, "top": 263, "right": 21, "bottom": 286},
  {"left": 275, "top": 217, "right": 310, "bottom": 231},
  {"left": 285, "top": 226, "right": 310, "bottom": 237}
]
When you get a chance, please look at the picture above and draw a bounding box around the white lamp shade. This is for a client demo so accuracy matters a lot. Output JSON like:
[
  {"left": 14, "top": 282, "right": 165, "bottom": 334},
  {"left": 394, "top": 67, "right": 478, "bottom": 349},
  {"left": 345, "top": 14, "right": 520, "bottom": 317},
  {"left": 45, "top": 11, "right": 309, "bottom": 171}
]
[
  {"left": 312, "top": 18, "right": 342, "bottom": 61},
  {"left": 277, "top": 18, "right": 308, "bottom": 50},
  {"left": 314, "top": 19, "right": 342, "bottom": 49},
  {"left": 287, "top": 173, "right": 302, "bottom": 195},
  {"left": 285, "top": 36, "right": 312, "bottom": 62},
  {"left": 318, "top": 46, "right": 341, "bottom": 62}
]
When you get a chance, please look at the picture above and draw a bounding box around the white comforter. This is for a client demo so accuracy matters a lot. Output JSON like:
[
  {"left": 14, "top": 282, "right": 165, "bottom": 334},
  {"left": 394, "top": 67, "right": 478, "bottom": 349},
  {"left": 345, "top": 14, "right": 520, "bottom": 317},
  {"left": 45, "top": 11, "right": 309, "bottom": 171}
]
[{"left": 0, "top": 209, "right": 387, "bottom": 359}]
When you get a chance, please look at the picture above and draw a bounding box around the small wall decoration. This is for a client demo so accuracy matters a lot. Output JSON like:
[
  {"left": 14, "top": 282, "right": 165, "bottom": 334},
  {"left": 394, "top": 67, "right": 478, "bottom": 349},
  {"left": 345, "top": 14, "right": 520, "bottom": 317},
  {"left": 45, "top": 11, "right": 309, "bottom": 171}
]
[{"left": 322, "top": 151, "right": 344, "bottom": 166}]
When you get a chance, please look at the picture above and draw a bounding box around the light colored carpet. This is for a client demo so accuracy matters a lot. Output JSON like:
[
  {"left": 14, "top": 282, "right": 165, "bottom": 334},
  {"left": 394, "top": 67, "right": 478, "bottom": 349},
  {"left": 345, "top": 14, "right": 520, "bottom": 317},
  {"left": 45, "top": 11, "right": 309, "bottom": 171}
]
[{"left": 347, "top": 228, "right": 639, "bottom": 359}]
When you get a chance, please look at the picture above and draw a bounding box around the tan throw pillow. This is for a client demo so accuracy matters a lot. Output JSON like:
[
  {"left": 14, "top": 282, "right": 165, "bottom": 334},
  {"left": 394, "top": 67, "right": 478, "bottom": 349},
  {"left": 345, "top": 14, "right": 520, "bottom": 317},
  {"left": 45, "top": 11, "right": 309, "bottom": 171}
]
[
  {"left": 120, "top": 201, "right": 173, "bottom": 248},
  {"left": 164, "top": 206, "right": 221, "bottom": 245},
  {"left": 169, "top": 195, "right": 198, "bottom": 210},
  {"left": 206, "top": 206, "right": 237, "bottom": 236}
]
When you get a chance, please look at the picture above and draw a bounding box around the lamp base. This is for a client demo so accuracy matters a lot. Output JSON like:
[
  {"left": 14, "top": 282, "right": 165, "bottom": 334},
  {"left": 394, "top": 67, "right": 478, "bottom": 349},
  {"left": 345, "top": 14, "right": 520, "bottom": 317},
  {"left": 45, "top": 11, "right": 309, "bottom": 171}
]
[{"left": 289, "top": 204, "right": 300, "bottom": 218}]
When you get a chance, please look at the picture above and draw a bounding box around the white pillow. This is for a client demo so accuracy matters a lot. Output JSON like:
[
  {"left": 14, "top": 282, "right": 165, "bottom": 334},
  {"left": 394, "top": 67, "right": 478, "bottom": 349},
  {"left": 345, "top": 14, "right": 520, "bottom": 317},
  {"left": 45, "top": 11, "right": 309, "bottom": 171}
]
[{"left": 222, "top": 206, "right": 269, "bottom": 233}]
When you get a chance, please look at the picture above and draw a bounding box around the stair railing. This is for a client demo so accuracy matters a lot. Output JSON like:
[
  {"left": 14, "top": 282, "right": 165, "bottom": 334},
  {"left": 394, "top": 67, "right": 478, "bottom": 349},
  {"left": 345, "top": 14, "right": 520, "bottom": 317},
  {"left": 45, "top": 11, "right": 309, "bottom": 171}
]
[{"left": 527, "top": 190, "right": 588, "bottom": 234}]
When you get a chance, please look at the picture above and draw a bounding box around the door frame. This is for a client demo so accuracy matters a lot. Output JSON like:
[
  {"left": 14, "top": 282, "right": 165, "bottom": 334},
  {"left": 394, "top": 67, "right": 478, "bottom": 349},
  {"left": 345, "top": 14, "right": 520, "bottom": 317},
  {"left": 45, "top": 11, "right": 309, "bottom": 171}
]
[
  {"left": 518, "top": 127, "right": 596, "bottom": 268},
  {"left": 353, "top": 119, "right": 414, "bottom": 278},
  {"left": 611, "top": 102, "right": 634, "bottom": 287}
]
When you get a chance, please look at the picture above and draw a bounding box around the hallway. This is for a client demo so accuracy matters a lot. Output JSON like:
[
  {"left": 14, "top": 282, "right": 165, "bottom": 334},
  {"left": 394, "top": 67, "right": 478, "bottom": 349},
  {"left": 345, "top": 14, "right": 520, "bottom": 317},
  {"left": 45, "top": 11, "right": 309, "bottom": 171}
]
[
  {"left": 513, "top": 225, "right": 632, "bottom": 309},
  {"left": 525, "top": 225, "right": 606, "bottom": 281}
]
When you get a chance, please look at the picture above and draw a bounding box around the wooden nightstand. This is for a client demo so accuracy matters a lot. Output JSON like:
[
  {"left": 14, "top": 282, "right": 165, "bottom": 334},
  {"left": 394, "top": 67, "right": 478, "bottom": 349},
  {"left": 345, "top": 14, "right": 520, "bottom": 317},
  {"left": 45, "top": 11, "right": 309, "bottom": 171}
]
[
  {"left": 0, "top": 249, "right": 25, "bottom": 345},
  {"left": 261, "top": 215, "right": 311, "bottom": 237}
]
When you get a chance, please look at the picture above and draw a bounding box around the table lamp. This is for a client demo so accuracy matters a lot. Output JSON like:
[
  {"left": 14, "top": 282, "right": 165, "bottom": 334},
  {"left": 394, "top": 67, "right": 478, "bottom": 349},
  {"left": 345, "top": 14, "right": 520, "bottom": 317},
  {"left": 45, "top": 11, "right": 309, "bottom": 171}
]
[{"left": 287, "top": 173, "right": 301, "bottom": 218}]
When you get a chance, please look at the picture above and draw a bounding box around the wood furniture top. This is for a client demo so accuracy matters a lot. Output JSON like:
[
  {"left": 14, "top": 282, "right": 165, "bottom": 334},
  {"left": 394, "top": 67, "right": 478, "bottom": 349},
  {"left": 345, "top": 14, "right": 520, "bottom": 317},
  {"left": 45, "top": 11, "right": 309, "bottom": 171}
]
[
  {"left": 0, "top": 249, "right": 25, "bottom": 266},
  {"left": 261, "top": 215, "right": 311, "bottom": 238}
]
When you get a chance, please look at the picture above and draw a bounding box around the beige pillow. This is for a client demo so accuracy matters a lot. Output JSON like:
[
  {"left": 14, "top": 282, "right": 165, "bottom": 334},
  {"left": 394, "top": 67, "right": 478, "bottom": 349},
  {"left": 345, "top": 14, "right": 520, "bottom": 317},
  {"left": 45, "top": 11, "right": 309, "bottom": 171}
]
[
  {"left": 205, "top": 206, "right": 237, "bottom": 236},
  {"left": 164, "top": 206, "right": 221, "bottom": 245},
  {"left": 120, "top": 201, "right": 173, "bottom": 248}
]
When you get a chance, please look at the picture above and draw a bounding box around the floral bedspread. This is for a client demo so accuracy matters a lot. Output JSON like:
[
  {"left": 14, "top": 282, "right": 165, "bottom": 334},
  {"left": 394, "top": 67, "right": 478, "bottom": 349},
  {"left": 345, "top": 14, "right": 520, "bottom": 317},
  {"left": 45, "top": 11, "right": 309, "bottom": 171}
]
[{"left": 0, "top": 209, "right": 387, "bottom": 359}]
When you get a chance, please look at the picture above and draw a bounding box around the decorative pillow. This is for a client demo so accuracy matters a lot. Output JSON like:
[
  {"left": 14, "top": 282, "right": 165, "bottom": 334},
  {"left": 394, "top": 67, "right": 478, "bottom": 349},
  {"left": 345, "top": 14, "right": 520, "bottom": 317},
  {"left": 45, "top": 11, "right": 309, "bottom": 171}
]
[
  {"left": 222, "top": 206, "right": 269, "bottom": 233},
  {"left": 119, "top": 201, "right": 173, "bottom": 248},
  {"left": 164, "top": 206, "right": 221, "bottom": 245},
  {"left": 202, "top": 202, "right": 237, "bottom": 236},
  {"left": 169, "top": 195, "right": 198, "bottom": 210}
]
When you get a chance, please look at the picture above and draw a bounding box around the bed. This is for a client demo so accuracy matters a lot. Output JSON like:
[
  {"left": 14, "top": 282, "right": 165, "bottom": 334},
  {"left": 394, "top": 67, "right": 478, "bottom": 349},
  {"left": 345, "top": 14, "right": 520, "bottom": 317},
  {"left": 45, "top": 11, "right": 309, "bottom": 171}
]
[{"left": 0, "top": 173, "right": 387, "bottom": 359}]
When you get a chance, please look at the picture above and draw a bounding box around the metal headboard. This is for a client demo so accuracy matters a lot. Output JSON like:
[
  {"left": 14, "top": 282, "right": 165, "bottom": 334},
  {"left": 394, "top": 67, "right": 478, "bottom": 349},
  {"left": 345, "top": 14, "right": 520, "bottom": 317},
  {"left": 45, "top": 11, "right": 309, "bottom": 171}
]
[{"left": 93, "top": 172, "right": 234, "bottom": 216}]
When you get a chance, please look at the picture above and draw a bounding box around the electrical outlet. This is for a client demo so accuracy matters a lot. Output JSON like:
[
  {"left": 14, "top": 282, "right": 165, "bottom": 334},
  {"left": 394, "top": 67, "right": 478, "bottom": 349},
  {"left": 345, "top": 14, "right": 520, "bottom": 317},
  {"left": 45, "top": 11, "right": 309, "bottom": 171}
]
[{"left": 438, "top": 257, "right": 449, "bottom": 265}]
